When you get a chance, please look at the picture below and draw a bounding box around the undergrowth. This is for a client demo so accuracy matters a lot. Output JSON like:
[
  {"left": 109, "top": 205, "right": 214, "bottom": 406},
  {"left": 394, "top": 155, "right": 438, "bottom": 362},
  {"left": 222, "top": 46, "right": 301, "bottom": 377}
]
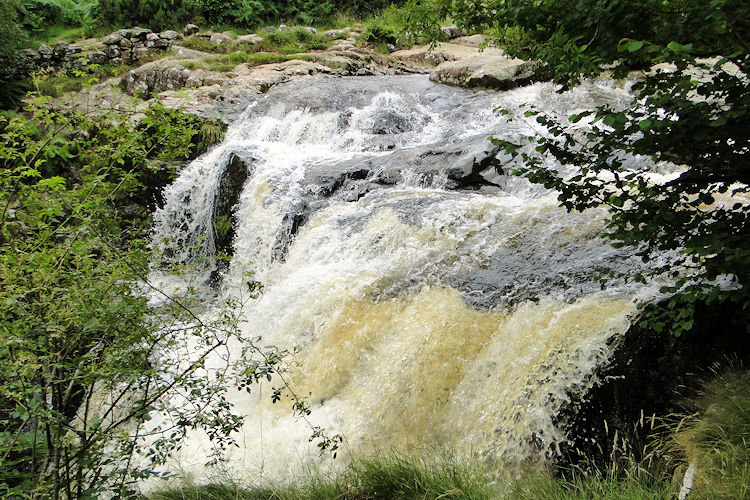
[{"left": 147, "top": 368, "right": 750, "bottom": 500}]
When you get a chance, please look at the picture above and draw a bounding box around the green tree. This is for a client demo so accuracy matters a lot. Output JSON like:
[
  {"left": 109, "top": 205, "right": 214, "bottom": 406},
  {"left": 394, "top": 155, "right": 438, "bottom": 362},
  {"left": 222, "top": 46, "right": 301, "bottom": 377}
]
[
  {"left": 0, "top": 0, "right": 32, "bottom": 107},
  {"left": 409, "top": 0, "right": 750, "bottom": 335},
  {"left": 0, "top": 96, "right": 339, "bottom": 498}
]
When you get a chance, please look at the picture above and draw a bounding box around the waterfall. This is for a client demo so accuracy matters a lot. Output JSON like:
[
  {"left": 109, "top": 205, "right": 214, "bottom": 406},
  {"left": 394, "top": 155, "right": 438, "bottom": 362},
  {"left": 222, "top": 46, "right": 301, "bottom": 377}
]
[{"left": 147, "top": 75, "right": 660, "bottom": 484}]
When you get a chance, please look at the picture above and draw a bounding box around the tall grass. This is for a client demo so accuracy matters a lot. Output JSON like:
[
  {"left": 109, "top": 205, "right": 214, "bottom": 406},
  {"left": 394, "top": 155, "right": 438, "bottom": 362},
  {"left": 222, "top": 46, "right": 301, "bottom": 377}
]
[
  {"left": 669, "top": 368, "right": 750, "bottom": 498},
  {"left": 149, "top": 369, "right": 750, "bottom": 500}
]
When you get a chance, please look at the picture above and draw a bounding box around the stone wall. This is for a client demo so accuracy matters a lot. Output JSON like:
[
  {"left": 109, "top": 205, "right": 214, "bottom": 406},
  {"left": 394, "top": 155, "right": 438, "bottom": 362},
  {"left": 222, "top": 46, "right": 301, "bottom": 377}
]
[{"left": 24, "top": 27, "right": 182, "bottom": 74}]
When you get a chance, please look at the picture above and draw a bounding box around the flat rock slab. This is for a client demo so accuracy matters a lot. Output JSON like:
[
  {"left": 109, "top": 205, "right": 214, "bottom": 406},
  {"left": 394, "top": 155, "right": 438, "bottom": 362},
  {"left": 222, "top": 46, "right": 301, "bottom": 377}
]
[
  {"left": 391, "top": 42, "right": 501, "bottom": 65},
  {"left": 430, "top": 53, "right": 538, "bottom": 89}
]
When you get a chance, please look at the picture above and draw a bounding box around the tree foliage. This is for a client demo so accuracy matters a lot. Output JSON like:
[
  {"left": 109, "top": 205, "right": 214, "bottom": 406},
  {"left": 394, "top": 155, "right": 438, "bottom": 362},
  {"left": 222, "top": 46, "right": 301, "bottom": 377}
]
[
  {"left": 0, "top": 96, "right": 336, "bottom": 498},
  {"left": 409, "top": 0, "right": 750, "bottom": 335}
]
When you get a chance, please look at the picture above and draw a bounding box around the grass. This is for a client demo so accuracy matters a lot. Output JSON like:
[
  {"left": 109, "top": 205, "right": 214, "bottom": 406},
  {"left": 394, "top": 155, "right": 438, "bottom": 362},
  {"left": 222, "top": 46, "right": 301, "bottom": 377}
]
[
  {"left": 201, "top": 52, "right": 314, "bottom": 73},
  {"left": 147, "top": 368, "right": 750, "bottom": 500},
  {"left": 180, "top": 27, "right": 332, "bottom": 56},
  {"left": 147, "top": 454, "right": 674, "bottom": 500},
  {"left": 668, "top": 368, "right": 750, "bottom": 498},
  {"left": 148, "top": 453, "right": 498, "bottom": 500}
]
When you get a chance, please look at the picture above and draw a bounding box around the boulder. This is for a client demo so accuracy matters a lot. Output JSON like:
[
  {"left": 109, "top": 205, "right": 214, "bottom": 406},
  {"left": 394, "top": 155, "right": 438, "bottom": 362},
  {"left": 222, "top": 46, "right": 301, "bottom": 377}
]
[
  {"left": 301, "top": 26, "right": 317, "bottom": 34},
  {"left": 324, "top": 27, "right": 351, "bottom": 38},
  {"left": 119, "top": 38, "right": 133, "bottom": 48},
  {"left": 130, "top": 27, "right": 152, "bottom": 40},
  {"left": 440, "top": 25, "right": 467, "bottom": 39},
  {"left": 105, "top": 45, "right": 121, "bottom": 58},
  {"left": 37, "top": 44, "right": 53, "bottom": 57},
  {"left": 184, "top": 24, "right": 199, "bottom": 36},
  {"left": 210, "top": 32, "right": 232, "bottom": 45},
  {"left": 452, "top": 34, "right": 488, "bottom": 47},
  {"left": 430, "top": 54, "right": 538, "bottom": 89},
  {"left": 159, "top": 30, "right": 181, "bottom": 41},
  {"left": 102, "top": 30, "right": 126, "bottom": 45},
  {"left": 235, "top": 34, "right": 263, "bottom": 45},
  {"left": 88, "top": 50, "right": 109, "bottom": 65},
  {"left": 146, "top": 32, "right": 159, "bottom": 42},
  {"left": 391, "top": 42, "right": 494, "bottom": 66}
]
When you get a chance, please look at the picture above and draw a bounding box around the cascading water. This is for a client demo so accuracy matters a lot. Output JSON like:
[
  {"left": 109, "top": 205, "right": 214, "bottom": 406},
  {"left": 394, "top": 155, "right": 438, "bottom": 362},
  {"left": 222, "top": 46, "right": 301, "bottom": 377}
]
[{"left": 147, "top": 75, "right": 662, "bottom": 484}]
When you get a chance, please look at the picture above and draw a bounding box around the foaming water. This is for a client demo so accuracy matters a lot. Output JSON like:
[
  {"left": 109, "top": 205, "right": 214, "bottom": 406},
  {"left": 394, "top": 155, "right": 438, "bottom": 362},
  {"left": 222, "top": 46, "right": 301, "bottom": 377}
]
[{"left": 145, "top": 75, "right": 659, "bottom": 486}]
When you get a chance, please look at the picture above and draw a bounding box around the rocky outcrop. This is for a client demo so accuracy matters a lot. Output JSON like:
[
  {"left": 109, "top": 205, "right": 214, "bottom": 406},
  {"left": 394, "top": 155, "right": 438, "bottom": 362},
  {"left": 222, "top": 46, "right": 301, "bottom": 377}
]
[
  {"left": 430, "top": 54, "right": 539, "bottom": 90},
  {"left": 392, "top": 42, "right": 538, "bottom": 90},
  {"left": 213, "top": 152, "right": 255, "bottom": 260}
]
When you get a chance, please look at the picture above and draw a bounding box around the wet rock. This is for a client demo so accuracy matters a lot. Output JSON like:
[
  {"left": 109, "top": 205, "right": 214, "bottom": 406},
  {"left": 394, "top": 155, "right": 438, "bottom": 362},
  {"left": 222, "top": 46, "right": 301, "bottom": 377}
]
[
  {"left": 213, "top": 151, "right": 256, "bottom": 259},
  {"left": 445, "top": 144, "right": 503, "bottom": 190},
  {"left": 272, "top": 203, "right": 311, "bottom": 262},
  {"left": 370, "top": 109, "right": 413, "bottom": 135},
  {"left": 184, "top": 24, "right": 199, "bottom": 36}
]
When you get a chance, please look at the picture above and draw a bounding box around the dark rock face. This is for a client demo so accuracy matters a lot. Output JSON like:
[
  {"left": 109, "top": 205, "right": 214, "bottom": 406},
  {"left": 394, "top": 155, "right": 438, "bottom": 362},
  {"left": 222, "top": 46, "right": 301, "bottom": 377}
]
[
  {"left": 213, "top": 152, "right": 255, "bottom": 259},
  {"left": 556, "top": 299, "right": 750, "bottom": 469}
]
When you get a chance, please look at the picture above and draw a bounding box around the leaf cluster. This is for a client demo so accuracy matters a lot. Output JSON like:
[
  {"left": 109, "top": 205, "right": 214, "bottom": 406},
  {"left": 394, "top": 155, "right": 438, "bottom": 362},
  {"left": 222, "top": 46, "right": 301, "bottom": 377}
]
[{"left": 413, "top": 0, "right": 750, "bottom": 335}]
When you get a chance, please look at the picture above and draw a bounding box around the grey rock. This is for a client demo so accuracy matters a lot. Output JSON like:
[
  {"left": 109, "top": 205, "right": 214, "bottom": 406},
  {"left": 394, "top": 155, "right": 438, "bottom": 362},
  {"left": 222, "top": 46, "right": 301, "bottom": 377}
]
[
  {"left": 102, "top": 31, "right": 125, "bottom": 45},
  {"left": 184, "top": 24, "right": 199, "bottom": 36},
  {"left": 146, "top": 32, "right": 159, "bottom": 41},
  {"left": 430, "top": 54, "right": 538, "bottom": 89},
  {"left": 440, "top": 25, "right": 467, "bottom": 39},
  {"left": 159, "top": 30, "right": 181, "bottom": 40},
  {"left": 301, "top": 26, "right": 317, "bottom": 34},
  {"left": 324, "top": 28, "right": 351, "bottom": 38},
  {"left": 105, "top": 46, "right": 121, "bottom": 59},
  {"left": 210, "top": 32, "right": 232, "bottom": 45},
  {"left": 130, "top": 27, "right": 152, "bottom": 40},
  {"left": 119, "top": 38, "right": 133, "bottom": 48},
  {"left": 88, "top": 50, "right": 108, "bottom": 65},
  {"left": 235, "top": 33, "right": 262, "bottom": 45},
  {"left": 37, "top": 44, "right": 53, "bottom": 56}
]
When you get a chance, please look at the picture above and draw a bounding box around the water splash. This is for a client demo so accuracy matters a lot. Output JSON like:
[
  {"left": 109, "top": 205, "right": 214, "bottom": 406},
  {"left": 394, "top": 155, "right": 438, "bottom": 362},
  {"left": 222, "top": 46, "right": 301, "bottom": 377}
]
[{"left": 145, "top": 75, "right": 658, "bottom": 486}]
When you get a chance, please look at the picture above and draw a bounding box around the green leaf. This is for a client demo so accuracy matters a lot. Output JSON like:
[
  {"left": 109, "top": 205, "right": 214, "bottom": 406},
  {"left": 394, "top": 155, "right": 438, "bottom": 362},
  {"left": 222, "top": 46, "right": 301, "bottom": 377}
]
[{"left": 627, "top": 40, "right": 644, "bottom": 52}]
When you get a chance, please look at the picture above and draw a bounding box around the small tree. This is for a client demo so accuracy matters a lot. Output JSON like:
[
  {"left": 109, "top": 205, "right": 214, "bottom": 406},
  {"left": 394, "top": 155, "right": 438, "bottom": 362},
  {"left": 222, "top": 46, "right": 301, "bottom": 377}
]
[{"left": 0, "top": 96, "right": 337, "bottom": 498}]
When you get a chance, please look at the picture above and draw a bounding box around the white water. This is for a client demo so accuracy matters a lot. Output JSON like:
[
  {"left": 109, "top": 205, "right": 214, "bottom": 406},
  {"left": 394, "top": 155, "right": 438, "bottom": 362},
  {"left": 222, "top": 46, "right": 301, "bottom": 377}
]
[{"left": 146, "top": 75, "right": 659, "bottom": 486}]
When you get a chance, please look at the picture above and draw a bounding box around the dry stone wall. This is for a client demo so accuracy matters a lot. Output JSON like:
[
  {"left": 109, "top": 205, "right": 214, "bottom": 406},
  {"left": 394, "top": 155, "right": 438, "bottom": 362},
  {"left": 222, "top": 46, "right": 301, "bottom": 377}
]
[{"left": 24, "top": 27, "right": 182, "bottom": 74}]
